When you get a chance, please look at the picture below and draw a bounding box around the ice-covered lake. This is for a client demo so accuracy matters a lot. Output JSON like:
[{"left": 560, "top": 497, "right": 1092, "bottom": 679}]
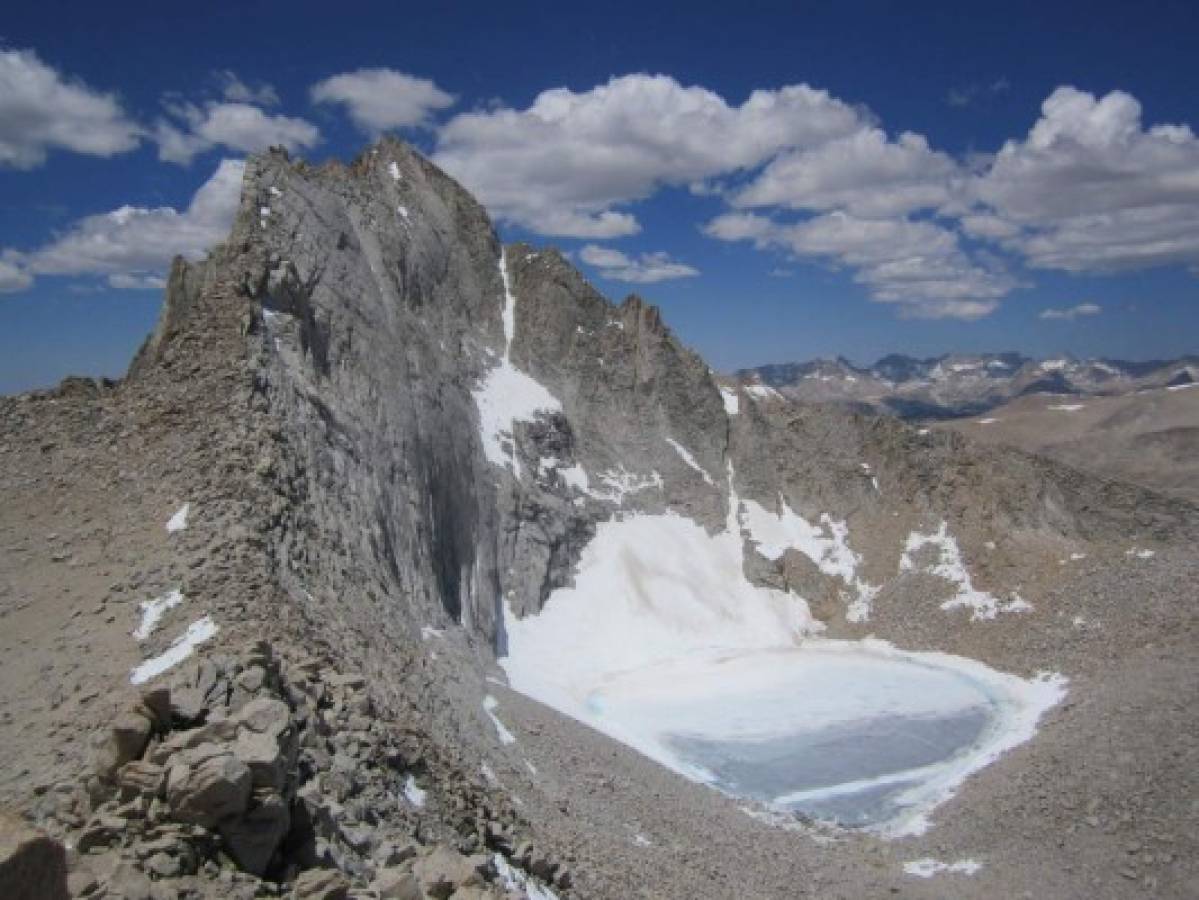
[
  {"left": 585, "top": 647, "right": 1006, "bottom": 828},
  {"left": 500, "top": 510, "right": 1066, "bottom": 835}
]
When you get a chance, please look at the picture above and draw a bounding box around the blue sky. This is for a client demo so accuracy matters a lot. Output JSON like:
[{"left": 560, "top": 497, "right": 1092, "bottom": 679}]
[{"left": 2, "top": 0, "right": 1197, "bottom": 392}]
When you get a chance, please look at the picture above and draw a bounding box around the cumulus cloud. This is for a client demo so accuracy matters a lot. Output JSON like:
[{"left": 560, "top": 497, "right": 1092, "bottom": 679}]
[
  {"left": 311, "top": 68, "right": 455, "bottom": 133},
  {"left": 0, "top": 256, "right": 33, "bottom": 293},
  {"left": 216, "top": 70, "right": 280, "bottom": 106},
  {"left": 433, "top": 74, "right": 864, "bottom": 238},
  {"left": 155, "top": 102, "right": 320, "bottom": 165},
  {"left": 968, "top": 87, "right": 1199, "bottom": 272},
  {"left": 733, "top": 128, "right": 961, "bottom": 218},
  {"left": 579, "top": 244, "right": 699, "bottom": 283},
  {"left": 1039, "top": 302, "right": 1101, "bottom": 320},
  {"left": 706, "top": 211, "right": 1014, "bottom": 319},
  {"left": 0, "top": 47, "right": 142, "bottom": 168},
  {"left": 21, "top": 159, "right": 244, "bottom": 288},
  {"left": 107, "top": 272, "right": 168, "bottom": 290}
]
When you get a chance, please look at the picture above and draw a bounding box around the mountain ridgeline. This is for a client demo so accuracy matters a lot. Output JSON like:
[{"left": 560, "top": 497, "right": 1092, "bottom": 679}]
[{"left": 740, "top": 353, "right": 1198, "bottom": 420}]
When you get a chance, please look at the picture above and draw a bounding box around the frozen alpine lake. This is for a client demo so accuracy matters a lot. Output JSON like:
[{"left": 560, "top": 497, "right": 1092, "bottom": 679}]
[
  {"left": 501, "top": 512, "right": 1065, "bottom": 835},
  {"left": 586, "top": 646, "right": 1006, "bottom": 828}
]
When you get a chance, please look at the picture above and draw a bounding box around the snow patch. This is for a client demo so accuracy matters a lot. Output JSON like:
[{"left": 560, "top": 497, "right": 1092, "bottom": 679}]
[
  {"left": 493, "top": 853, "right": 561, "bottom": 900},
  {"left": 665, "top": 438, "right": 715, "bottom": 485},
  {"left": 166, "top": 503, "right": 190, "bottom": 533},
  {"left": 472, "top": 252, "right": 562, "bottom": 480},
  {"left": 402, "top": 775, "right": 426, "bottom": 807},
  {"left": 1126, "top": 548, "right": 1155, "bottom": 559},
  {"left": 740, "top": 497, "right": 879, "bottom": 622},
  {"left": 903, "top": 858, "right": 982, "bottom": 878},
  {"left": 387, "top": 161, "right": 401, "bottom": 181},
  {"left": 1048, "top": 403, "right": 1085, "bottom": 412},
  {"left": 976, "top": 417, "right": 999, "bottom": 425},
  {"left": 900, "top": 522, "right": 1032, "bottom": 620},
  {"left": 130, "top": 616, "right": 218, "bottom": 685},
  {"left": 720, "top": 387, "right": 740, "bottom": 415},
  {"left": 483, "top": 695, "right": 517, "bottom": 745},
  {"left": 745, "top": 384, "right": 781, "bottom": 401},
  {"left": 133, "top": 589, "right": 184, "bottom": 642}
]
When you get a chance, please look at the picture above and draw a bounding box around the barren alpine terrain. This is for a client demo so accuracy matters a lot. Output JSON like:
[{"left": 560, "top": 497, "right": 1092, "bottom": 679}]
[
  {"left": 2, "top": 141, "right": 1198, "bottom": 900},
  {"left": 935, "top": 387, "right": 1199, "bottom": 505}
]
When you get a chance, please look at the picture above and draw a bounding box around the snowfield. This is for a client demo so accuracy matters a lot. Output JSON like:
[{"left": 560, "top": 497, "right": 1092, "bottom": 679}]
[{"left": 473, "top": 251, "right": 562, "bottom": 480}]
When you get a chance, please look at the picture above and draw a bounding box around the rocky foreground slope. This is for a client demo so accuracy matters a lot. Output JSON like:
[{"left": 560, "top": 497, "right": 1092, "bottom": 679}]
[{"left": 2, "top": 140, "right": 1198, "bottom": 899}]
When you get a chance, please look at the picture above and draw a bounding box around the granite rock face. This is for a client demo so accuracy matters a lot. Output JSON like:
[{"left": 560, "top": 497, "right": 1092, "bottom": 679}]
[{"left": 191, "top": 139, "right": 1195, "bottom": 655}]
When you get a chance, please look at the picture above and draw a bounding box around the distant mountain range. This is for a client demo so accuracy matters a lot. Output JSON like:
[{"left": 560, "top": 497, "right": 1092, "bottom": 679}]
[{"left": 737, "top": 353, "right": 1199, "bottom": 420}]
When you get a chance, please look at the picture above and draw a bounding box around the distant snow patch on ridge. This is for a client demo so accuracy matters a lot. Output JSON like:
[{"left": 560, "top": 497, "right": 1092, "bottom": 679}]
[
  {"left": 720, "top": 387, "right": 740, "bottom": 415},
  {"left": 483, "top": 695, "right": 518, "bottom": 745},
  {"left": 166, "top": 503, "right": 190, "bottom": 533},
  {"left": 130, "top": 615, "right": 218, "bottom": 684},
  {"left": 1048, "top": 403, "right": 1085, "bottom": 412},
  {"left": 740, "top": 497, "right": 880, "bottom": 622},
  {"left": 665, "top": 438, "right": 715, "bottom": 485},
  {"left": 745, "top": 384, "right": 781, "bottom": 401},
  {"left": 473, "top": 251, "right": 562, "bottom": 480},
  {"left": 133, "top": 589, "right": 184, "bottom": 641},
  {"left": 900, "top": 522, "right": 1032, "bottom": 620},
  {"left": 903, "top": 858, "right": 982, "bottom": 878}
]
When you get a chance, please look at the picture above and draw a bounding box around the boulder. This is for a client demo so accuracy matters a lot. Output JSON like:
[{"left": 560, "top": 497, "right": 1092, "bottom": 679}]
[
  {"left": 292, "top": 867, "right": 350, "bottom": 899},
  {"left": 116, "top": 761, "right": 166, "bottom": 801},
  {"left": 164, "top": 747, "right": 252, "bottom": 827},
  {"left": 168, "top": 685, "right": 207, "bottom": 724},
  {"left": 137, "top": 687, "right": 172, "bottom": 732},
  {"left": 233, "top": 696, "right": 290, "bottom": 737},
  {"left": 103, "top": 860, "right": 153, "bottom": 900},
  {"left": 412, "top": 847, "right": 485, "bottom": 900},
  {"left": 372, "top": 868, "right": 423, "bottom": 900},
  {"left": 218, "top": 789, "right": 290, "bottom": 876},
  {"left": 0, "top": 808, "right": 68, "bottom": 900},
  {"left": 233, "top": 729, "right": 288, "bottom": 791},
  {"left": 93, "top": 712, "right": 153, "bottom": 779},
  {"left": 148, "top": 717, "right": 238, "bottom": 765}
]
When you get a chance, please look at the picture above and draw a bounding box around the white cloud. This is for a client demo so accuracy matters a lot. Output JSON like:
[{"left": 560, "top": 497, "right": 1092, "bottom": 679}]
[
  {"left": 216, "top": 70, "right": 280, "bottom": 106},
  {"left": 0, "top": 48, "right": 142, "bottom": 168},
  {"left": 969, "top": 86, "right": 1199, "bottom": 272},
  {"left": 0, "top": 256, "right": 33, "bottom": 293},
  {"left": 733, "top": 128, "right": 961, "bottom": 218},
  {"left": 706, "top": 211, "right": 1014, "bottom": 319},
  {"left": 311, "top": 68, "right": 455, "bottom": 133},
  {"left": 579, "top": 244, "right": 699, "bottom": 283},
  {"left": 107, "top": 272, "right": 168, "bottom": 290},
  {"left": 433, "top": 74, "right": 864, "bottom": 238},
  {"left": 23, "top": 159, "right": 244, "bottom": 286},
  {"left": 155, "top": 102, "right": 320, "bottom": 165},
  {"left": 1039, "top": 302, "right": 1101, "bottom": 320}
]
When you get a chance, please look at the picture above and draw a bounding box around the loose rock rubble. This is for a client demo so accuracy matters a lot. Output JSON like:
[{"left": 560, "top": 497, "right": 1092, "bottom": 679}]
[{"left": 26, "top": 641, "right": 566, "bottom": 899}]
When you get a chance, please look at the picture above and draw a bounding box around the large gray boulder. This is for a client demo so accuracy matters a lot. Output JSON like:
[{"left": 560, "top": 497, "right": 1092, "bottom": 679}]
[{"left": 164, "top": 746, "right": 252, "bottom": 826}]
